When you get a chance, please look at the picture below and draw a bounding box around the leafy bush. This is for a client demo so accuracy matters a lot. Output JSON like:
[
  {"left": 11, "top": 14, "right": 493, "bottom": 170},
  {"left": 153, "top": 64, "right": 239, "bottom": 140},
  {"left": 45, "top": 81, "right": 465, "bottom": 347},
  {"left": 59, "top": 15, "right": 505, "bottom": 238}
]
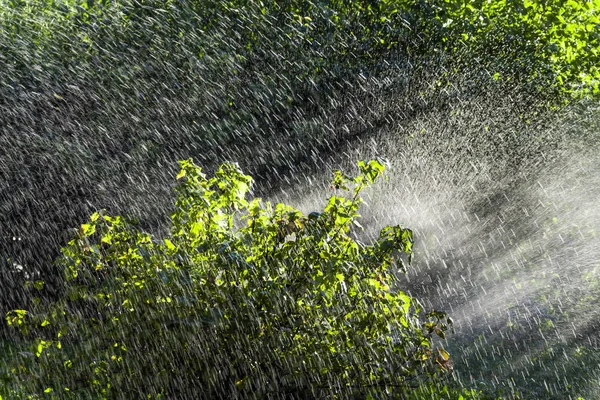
[{"left": 4, "top": 159, "right": 452, "bottom": 399}]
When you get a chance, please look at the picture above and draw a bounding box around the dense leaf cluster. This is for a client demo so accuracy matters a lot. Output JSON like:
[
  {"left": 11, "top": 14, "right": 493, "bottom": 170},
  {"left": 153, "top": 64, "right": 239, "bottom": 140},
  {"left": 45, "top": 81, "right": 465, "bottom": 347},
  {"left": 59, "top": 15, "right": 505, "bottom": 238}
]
[
  {"left": 4, "top": 160, "right": 452, "bottom": 398},
  {"left": 1, "top": 0, "right": 597, "bottom": 95}
]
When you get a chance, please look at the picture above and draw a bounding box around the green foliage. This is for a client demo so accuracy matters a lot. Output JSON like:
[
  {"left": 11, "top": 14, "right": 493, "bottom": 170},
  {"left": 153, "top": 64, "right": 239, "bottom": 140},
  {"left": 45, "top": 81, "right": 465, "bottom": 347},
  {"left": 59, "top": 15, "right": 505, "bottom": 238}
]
[
  {"left": 4, "top": 160, "right": 452, "bottom": 398},
  {"left": 1, "top": 0, "right": 597, "bottom": 304},
  {"left": 427, "top": 0, "right": 600, "bottom": 96},
  {"left": 1, "top": 0, "right": 597, "bottom": 99}
]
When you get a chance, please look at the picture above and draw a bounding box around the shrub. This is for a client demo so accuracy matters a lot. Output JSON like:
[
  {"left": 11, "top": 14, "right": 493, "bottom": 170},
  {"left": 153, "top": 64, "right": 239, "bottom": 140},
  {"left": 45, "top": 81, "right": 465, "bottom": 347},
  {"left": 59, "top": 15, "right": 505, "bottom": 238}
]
[{"left": 4, "top": 159, "right": 452, "bottom": 399}]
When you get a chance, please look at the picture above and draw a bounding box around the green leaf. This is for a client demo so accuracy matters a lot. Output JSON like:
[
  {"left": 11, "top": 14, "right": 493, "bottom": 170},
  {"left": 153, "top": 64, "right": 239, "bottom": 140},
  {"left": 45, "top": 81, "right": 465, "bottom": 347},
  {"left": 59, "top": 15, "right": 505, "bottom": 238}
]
[
  {"left": 36, "top": 342, "right": 44, "bottom": 357},
  {"left": 358, "top": 159, "right": 385, "bottom": 184},
  {"left": 80, "top": 223, "right": 95, "bottom": 236},
  {"left": 164, "top": 239, "right": 175, "bottom": 251}
]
